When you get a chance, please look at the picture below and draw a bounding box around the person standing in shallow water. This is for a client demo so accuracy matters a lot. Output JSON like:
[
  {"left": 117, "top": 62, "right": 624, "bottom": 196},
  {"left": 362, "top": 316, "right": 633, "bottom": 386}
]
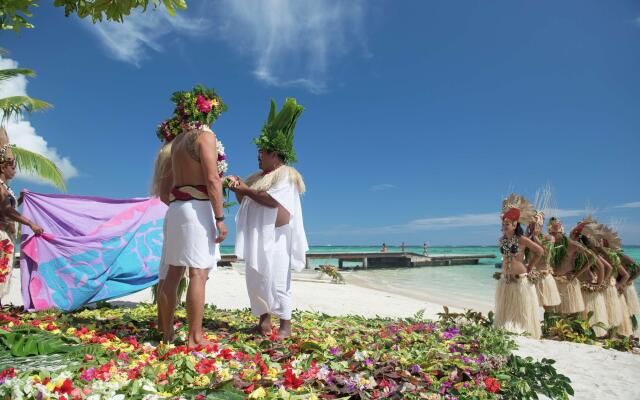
[
  {"left": 231, "top": 98, "right": 308, "bottom": 339},
  {"left": 494, "top": 194, "right": 544, "bottom": 339}
]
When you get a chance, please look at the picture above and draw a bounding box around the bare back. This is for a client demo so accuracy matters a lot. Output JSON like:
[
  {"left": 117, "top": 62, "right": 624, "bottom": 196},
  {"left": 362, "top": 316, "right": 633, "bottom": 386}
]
[{"left": 171, "top": 129, "right": 210, "bottom": 187}]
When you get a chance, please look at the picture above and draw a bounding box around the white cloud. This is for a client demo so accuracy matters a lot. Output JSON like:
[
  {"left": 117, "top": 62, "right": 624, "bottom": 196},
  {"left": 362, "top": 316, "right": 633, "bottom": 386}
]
[
  {"left": 0, "top": 56, "right": 78, "bottom": 185},
  {"left": 370, "top": 183, "right": 397, "bottom": 192},
  {"left": 613, "top": 201, "right": 640, "bottom": 209},
  {"left": 86, "top": 9, "right": 207, "bottom": 67},
  {"left": 313, "top": 208, "right": 590, "bottom": 236},
  {"left": 218, "top": 0, "right": 367, "bottom": 93}
]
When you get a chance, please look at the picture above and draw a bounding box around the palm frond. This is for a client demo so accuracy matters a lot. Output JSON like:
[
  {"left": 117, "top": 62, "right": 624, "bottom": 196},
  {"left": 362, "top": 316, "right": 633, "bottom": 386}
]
[
  {"left": 12, "top": 146, "right": 67, "bottom": 191},
  {"left": 0, "top": 68, "right": 36, "bottom": 82},
  {"left": 0, "top": 96, "right": 52, "bottom": 123}
]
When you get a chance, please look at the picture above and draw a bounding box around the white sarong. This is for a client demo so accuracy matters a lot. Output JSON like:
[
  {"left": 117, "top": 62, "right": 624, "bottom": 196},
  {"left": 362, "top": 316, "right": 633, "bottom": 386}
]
[
  {"left": 159, "top": 200, "right": 220, "bottom": 279},
  {"left": 245, "top": 225, "right": 292, "bottom": 319}
]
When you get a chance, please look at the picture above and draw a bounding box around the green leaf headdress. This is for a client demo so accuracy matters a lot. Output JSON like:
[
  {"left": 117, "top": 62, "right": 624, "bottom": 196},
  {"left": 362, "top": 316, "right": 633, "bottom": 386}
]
[{"left": 253, "top": 98, "right": 304, "bottom": 164}]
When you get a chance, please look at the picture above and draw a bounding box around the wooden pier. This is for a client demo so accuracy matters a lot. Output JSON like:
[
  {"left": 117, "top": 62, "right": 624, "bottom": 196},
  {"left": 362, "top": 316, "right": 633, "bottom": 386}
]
[
  {"left": 304, "top": 252, "right": 495, "bottom": 269},
  {"left": 16, "top": 253, "right": 494, "bottom": 269}
]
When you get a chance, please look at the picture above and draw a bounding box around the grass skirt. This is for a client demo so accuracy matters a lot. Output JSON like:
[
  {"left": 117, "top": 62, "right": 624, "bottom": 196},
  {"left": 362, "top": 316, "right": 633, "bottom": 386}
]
[
  {"left": 534, "top": 270, "right": 561, "bottom": 307},
  {"left": 494, "top": 275, "right": 541, "bottom": 339},
  {"left": 0, "top": 229, "right": 15, "bottom": 298},
  {"left": 580, "top": 289, "right": 608, "bottom": 337},
  {"left": 617, "top": 294, "right": 633, "bottom": 337},
  {"left": 623, "top": 285, "right": 640, "bottom": 316},
  {"left": 548, "top": 276, "right": 584, "bottom": 314},
  {"left": 603, "top": 281, "right": 624, "bottom": 328}
]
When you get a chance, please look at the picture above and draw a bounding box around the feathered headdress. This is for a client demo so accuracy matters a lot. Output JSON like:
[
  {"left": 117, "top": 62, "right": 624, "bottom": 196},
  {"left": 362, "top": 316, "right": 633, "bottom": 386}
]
[
  {"left": 0, "top": 127, "right": 14, "bottom": 164},
  {"left": 547, "top": 217, "right": 564, "bottom": 234},
  {"left": 531, "top": 211, "right": 545, "bottom": 227},
  {"left": 501, "top": 194, "right": 535, "bottom": 224},
  {"left": 571, "top": 215, "right": 600, "bottom": 243},
  {"left": 253, "top": 98, "right": 304, "bottom": 164},
  {"left": 598, "top": 224, "right": 621, "bottom": 249}
]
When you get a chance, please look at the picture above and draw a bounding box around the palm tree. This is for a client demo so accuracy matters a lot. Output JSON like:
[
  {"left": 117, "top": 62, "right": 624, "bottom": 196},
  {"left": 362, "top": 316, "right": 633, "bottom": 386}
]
[{"left": 0, "top": 49, "right": 66, "bottom": 191}]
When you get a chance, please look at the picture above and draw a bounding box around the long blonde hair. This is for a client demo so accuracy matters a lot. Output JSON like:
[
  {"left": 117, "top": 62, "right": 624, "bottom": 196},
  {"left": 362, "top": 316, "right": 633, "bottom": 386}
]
[{"left": 150, "top": 142, "right": 173, "bottom": 197}]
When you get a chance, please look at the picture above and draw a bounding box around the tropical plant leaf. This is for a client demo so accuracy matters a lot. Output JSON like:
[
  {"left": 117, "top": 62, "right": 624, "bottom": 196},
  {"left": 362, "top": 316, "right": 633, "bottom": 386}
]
[
  {"left": 0, "top": 95, "right": 52, "bottom": 122},
  {"left": 0, "top": 68, "right": 36, "bottom": 82},
  {"left": 12, "top": 146, "right": 67, "bottom": 191}
]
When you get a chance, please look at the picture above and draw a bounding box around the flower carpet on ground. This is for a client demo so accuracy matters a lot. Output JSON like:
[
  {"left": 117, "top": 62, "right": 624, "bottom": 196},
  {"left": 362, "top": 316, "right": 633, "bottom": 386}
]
[{"left": 0, "top": 305, "right": 573, "bottom": 399}]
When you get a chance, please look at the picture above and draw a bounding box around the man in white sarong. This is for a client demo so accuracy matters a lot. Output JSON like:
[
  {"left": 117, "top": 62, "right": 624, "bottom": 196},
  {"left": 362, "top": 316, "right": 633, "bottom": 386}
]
[
  {"left": 230, "top": 98, "right": 308, "bottom": 339},
  {"left": 153, "top": 86, "right": 228, "bottom": 347}
]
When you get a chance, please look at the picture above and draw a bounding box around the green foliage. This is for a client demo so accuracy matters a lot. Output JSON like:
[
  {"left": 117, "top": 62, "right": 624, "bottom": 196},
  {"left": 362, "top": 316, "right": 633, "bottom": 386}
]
[
  {"left": 0, "top": 0, "right": 36, "bottom": 32},
  {"left": 1, "top": 0, "right": 188, "bottom": 32},
  {"left": 498, "top": 355, "right": 574, "bottom": 400},
  {"left": 0, "top": 326, "right": 78, "bottom": 357},
  {"left": 253, "top": 98, "right": 304, "bottom": 164},
  {"left": 549, "top": 235, "right": 568, "bottom": 268},
  {"left": 11, "top": 146, "right": 67, "bottom": 191},
  {"left": 542, "top": 312, "right": 638, "bottom": 352},
  {"left": 0, "top": 95, "right": 52, "bottom": 124},
  {"left": 0, "top": 68, "right": 35, "bottom": 82}
]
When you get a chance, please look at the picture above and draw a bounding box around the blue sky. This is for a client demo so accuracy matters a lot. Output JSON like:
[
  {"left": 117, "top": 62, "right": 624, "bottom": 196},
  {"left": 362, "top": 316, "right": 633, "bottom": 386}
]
[{"left": 2, "top": 0, "right": 639, "bottom": 245}]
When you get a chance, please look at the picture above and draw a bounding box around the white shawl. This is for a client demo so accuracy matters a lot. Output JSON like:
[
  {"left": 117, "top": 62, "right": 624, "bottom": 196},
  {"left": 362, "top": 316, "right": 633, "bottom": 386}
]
[{"left": 235, "top": 166, "right": 308, "bottom": 273}]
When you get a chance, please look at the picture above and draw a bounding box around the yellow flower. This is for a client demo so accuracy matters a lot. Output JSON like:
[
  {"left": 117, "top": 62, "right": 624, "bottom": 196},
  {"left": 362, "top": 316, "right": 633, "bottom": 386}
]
[
  {"left": 248, "top": 387, "right": 267, "bottom": 399},
  {"left": 324, "top": 336, "right": 337, "bottom": 347},
  {"left": 45, "top": 381, "right": 55, "bottom": 392},
  {"left": 217, "top": 368, "right": 231, "bottom": 381},
  {"left": 194, "top": 375, "right": 211, "bottom": 387},
  {"left": 267, "top": 368, "right": 278, "bottom": 379},
  {"left": 66, "top": 327, "right": 76, "bottom": 335},
  {"left": 31, "top": 375, "right": 41, "bottom": 383}
]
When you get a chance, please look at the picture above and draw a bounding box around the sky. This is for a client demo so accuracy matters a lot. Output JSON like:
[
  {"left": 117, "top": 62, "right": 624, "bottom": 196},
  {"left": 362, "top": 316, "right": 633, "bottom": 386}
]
[{"left": 1, "top": 0, "right": 639, "bottom": 246}]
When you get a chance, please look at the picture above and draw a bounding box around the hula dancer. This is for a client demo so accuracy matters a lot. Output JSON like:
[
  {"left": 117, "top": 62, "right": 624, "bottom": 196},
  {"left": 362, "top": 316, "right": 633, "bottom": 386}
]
[
  {"left": 230, "top": 99, "right": 309, "bottom": 339},
  {"left": 572, "top": 219, "right": 608, "bottom": 337},
  {"left": 597, "top": 226, "right": 633, "bottom": 337},
  {"left": 602, "top": 225, "right": 640, "bottom": 330},
  {"left": 0, "top": 128, "right": 44, "bottom": 303},
  {"left": 494, "top": 194, "right": 544, "bottom": 339},
  {"left": 546, "top": 217, "right": 594, "bottom": 314},
  {"left": 526, "top": 211, "right": 561, "bottom": 308}
]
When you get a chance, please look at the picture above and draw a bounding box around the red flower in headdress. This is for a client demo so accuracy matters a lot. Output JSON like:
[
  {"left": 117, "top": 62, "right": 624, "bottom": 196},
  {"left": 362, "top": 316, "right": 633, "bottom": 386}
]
[
  {"left": 502, "top": 208, "right": 520, "bottom": 222},
  {"left": 571, "top": 222, "right": 587, "bottom": 237}
]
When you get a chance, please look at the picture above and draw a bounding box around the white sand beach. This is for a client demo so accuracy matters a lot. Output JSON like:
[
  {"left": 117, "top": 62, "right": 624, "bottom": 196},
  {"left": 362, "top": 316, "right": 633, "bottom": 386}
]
[{"left": 5, "top": 266, "right": 640, "bottom": 399}]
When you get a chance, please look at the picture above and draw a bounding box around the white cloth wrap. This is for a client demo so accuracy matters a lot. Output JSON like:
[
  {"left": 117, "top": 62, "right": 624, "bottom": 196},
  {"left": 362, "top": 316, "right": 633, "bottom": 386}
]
[
  {"left": 235, "top": 167, "right": 308, "bottom": 273},
  {"left": 235, "top": 167, "right": 308, "bottom": 319},
  {"left": 159, "top": 200, "right": 220, "bottom": 279},
  {"left": 245, "top": 225, "right": 293, "bottom": 319}
]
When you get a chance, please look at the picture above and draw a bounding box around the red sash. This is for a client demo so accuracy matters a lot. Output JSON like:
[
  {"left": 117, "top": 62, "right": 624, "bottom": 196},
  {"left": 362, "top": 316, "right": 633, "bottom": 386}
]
[{"left": 169, "top": 185, "right": 209, "bottom": 203}]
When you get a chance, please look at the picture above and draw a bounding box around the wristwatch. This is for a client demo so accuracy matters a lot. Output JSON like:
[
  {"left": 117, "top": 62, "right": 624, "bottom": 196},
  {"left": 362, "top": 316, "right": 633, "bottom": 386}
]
[{"left": 215, "top": 215, "right": 225, "bottom": 222}]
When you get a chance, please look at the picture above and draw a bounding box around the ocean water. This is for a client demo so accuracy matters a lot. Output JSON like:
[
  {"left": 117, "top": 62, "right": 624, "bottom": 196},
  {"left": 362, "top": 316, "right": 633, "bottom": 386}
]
[{"left": 222, "top": 245, "right": 640, "bottom": 313}]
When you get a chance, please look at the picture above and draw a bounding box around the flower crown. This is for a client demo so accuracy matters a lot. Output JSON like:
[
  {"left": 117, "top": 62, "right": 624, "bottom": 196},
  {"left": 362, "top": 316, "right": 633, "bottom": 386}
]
[
  {"left": 156, "top": 85, "right": 227, "bottom": 143},
  {"left": 0, "top": 144, "right": 13, "bottom": 163}
]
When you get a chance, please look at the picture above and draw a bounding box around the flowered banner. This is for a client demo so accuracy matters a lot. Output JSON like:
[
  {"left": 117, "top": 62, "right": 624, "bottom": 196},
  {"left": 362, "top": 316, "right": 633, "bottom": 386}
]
[{"left": 19, "top": 191, "right": 167, "bottom": 311}]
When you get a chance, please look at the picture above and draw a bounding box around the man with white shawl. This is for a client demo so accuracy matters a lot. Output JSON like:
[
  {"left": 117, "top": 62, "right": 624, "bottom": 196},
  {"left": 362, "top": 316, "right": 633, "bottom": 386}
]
[{"left": 229, "top": 98, "right": 308, "bottom": 339}]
